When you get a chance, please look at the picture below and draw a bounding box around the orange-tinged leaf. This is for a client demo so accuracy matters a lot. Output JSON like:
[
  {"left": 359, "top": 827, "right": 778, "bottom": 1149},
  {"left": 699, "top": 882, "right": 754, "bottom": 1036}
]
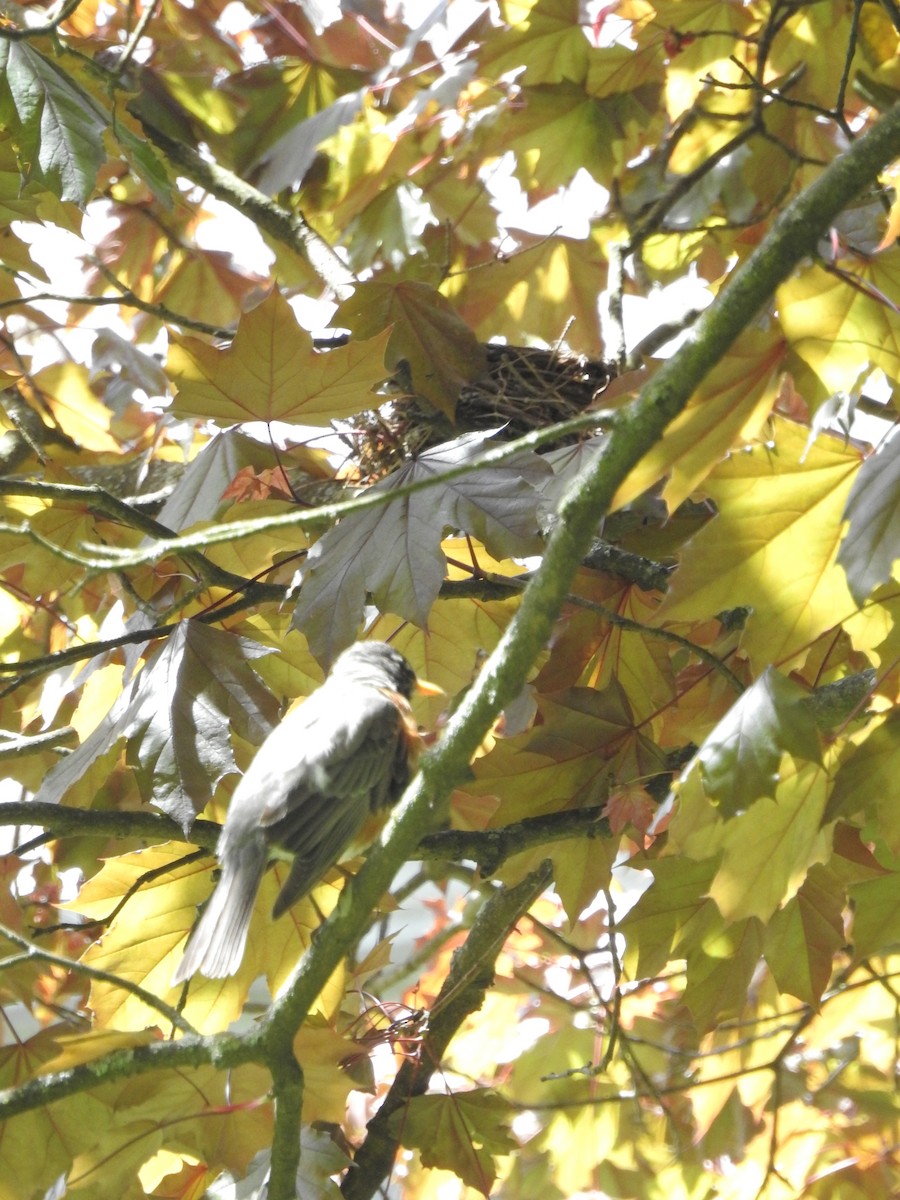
[
  {"left": 220, "top": 463, "right": 294, "bottom": 503},
  {"left": 168, "top": 289, "right": 391, "bottom": 426},
  {"left": 604, "top": 781, "right": 656, "bottom": 836},
  {"left": 336, "top": 280, "right": 485, "bottom": 419},
  {"left": 656, "top": 418, "right": 860, "bottom": 669},
  {"left": 534, "top": 571, "right": 675, "bottom": 720},
  {"left": 763, "top": 864, "right": 844, "bottom": 1006},
  {"left": 461, "top": 683, "right": 664, "bottom": 827},
  {"left": 612, "top": 328, "right": 785, "bottom": 511}
]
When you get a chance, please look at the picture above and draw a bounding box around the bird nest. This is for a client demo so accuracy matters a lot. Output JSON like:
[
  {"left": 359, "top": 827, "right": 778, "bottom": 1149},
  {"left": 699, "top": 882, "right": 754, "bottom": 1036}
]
[{"left": 347, "top": 342, "right": 615, "bottom": 482}]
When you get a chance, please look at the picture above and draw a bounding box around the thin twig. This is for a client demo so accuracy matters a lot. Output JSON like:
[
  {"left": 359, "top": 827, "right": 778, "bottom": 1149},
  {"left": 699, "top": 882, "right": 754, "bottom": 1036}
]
[{"left": 0, "top": 922, "right": 196, "bottom": 1036}]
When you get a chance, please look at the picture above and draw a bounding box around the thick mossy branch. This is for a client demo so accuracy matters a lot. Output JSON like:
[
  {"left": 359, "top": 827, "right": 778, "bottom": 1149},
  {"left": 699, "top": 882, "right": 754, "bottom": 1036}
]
[
  {"left": 0, "top": 1029, "right": 261, "bottom": 1120},
  {"left": 0, "top": 801, "right": 220, "bottom": 852}
]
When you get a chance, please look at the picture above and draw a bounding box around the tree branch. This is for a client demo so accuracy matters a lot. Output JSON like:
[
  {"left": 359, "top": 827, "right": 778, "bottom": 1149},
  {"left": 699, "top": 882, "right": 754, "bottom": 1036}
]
[
  {"left": 49, "top": 411, "right": 615, "bottom": 568},
  {"left": 134, "top": 119, "right": 357, "bottom": 301},
  {"left": 0, "top": 801, "right": 220, "bottom": 852},
  {"left": 0, "top": 922, "right": 196, "bottom": 1036},
  {"left": 0, "top": 1027, "right": 260, "bottom": 1119},
  {"left": 0, "top": 477, "right": 284, "bottom": 602},
  {"left": 418, "top": 808, "right": 611, "bottom": 876},
  {"left": 342, "top": 862, "right": 553, "bottom": 1200}
]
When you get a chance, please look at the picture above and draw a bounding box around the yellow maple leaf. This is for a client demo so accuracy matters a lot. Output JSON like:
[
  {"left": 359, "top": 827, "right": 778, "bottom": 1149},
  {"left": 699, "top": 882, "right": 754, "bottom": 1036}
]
[
  {"left": 656, "top": 418, "right": 860, "bottom": 669},
  {"left": 168, "top": 288, "right": 391, "bottom": 426}
]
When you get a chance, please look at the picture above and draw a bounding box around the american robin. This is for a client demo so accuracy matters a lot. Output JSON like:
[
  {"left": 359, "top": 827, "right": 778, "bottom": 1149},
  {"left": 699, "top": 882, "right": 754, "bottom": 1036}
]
[{"left": 172, "top": 641, "right": 439, "bottom": 983}]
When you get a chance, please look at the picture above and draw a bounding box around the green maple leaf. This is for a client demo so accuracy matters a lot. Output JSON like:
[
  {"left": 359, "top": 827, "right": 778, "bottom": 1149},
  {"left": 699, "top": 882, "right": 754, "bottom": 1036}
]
[
  {"left": 696, "top": 667, "right": 822, "bottom": 816},
  {"left": 389, "top": 1090, "right": 516, "bottom": 1196}
]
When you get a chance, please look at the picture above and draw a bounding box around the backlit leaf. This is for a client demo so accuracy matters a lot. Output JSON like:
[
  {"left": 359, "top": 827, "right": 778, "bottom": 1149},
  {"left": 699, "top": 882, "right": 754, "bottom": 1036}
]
[
  {"left": 336, "top": 280, "right": 486, "bottom": 420},
  {"left": 613, "top": 328, "right": 784, "bottom": 511},
  {"left": 778, "top": 256, "right": 900, "bottom": 406},
  {"left": 169, "top": 289, "right": 392, "bottom": 426},
  {"left": 668, "top": 756, "right": 832, "bottom": 924},
  {"left": 825, "top": 711, "right": 900, "bottom": 854},
  {"left": 656, "top": 418, "right": 860, "bottom": 669},
  {"left": 696, "top": 667, "right": 822, "bottom": 816},
  {"left": 764, "top": 865, "right": 845, "bottom": 1006},
  {"left": 481, "top": 0, "right": 592, "bottom": 86},
  {"left": 389, "top": 1090, "right": 516, "bottom": 1195}
]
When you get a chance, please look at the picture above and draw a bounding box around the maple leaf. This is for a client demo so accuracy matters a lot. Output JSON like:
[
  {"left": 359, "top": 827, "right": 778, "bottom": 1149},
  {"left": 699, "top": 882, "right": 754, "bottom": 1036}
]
[
  {"left": 764, "top": 864, "right": 845, "bottom": 1006},
  {"left": 292, "top": 432, "right": 549, "bottom": 662},
  {"left": 656, "top": 418, "right": 860, "bottom": 669},
  {"left": 825, "top": 711, "right": 900, "bottom": 854},
  {"left": 168, "top": 288, "right": 392, "bottom": 426},
  {"left": 460, "top": 680, "right": 668, "bottom": 838},
  {"left": 777, "top": 257, "right": 900, "bottom": 407},
  {"left": 480, "top": 0, "right": 592, "bottom": 87},
  {"left": 220, "top": 464, "right": 294, "bottom": 503},
  {"left": 695, "top": 667, "right": 822, "bottom": 817},
  {"left": 388, "top": 1090, "right": 516, "bottom": 1195},
  {"left": 335, "top": 279, "right": 486, "bottom": 420},
  {"left": 612, "top": 328, "right": 785, "bottom": 511},
  {"left": 603, "top": 781, "right": 656, "bottom": 836},
  {"left": 667, "top": 757, "right": 832, "bottom": 924},
  {"left": 37, "top": 624, "right": 279, "bottom": 833},
  {"left": 619, "top": 855, "right": 720, "bottom": 980}
]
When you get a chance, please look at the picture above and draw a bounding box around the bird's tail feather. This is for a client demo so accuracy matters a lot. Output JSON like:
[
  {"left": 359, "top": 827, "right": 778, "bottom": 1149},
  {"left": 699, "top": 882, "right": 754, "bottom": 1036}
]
[{"left": 172, "top": 841, "right": 267, "bottom": 985}]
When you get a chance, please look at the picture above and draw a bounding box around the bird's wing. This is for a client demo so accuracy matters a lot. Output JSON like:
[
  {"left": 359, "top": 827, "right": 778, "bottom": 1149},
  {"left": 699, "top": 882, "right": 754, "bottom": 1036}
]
[
  {"left": 270, "top": 803, "right": 367, "bottom": 918},
  {"left": 223, "top": 683, "right": 405, "bottom": 837}
]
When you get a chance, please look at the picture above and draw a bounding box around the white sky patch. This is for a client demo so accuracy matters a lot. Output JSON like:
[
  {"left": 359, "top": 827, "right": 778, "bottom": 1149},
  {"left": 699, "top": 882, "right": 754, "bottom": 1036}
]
[
  {"left": 193, "top": 194, "right": 275, "bottom": 275},
  {"left": 485, "top": 156, "right": 610, "bottom": 239},
  {"left": 601, "top": 270, "right": 714, "bottom": 358}
]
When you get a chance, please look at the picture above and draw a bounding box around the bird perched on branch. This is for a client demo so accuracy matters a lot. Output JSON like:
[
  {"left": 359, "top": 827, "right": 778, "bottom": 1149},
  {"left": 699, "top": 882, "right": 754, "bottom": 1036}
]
[{"left": 173, "top": 641, "right": 441, "bottom": 984}]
